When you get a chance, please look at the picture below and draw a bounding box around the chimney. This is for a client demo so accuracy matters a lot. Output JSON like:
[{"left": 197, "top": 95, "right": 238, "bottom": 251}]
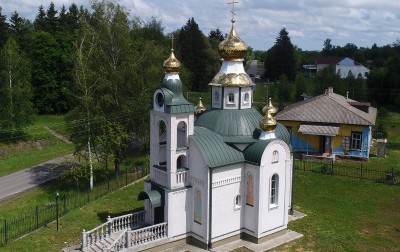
[{"left": 325, "top": 87, "right": 333, "bottom": 95}]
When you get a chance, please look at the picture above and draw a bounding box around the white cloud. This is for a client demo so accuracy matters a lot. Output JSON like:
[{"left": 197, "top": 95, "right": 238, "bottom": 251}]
[{"left": 1, "top": 0, "right": 399, "bottom": 50}]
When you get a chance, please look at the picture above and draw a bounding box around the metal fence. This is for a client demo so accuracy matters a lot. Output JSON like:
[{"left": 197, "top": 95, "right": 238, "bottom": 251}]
[
  {"left": 0, "top": 164, "right": 149, "bottom": 246},
  {"left": 295, "top": 160, "right": 398, "bottom": 185}
]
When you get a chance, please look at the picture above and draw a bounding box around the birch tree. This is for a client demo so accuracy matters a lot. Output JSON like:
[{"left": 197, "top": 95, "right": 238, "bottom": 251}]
[{"left": 0, "top": 38, "right": 34, "bottom": 131}]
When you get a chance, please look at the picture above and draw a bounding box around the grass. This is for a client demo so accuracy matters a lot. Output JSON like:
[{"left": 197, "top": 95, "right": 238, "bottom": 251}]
[
  {"left": 275, "top": 171, "right": 400, "bottom": 251},
  {"left": 3, "top": 170, "right": 399, "bottom": 251},
  {"left": 0, "top": 115, "right": 73, "bottom": 177},
  {"left": 1, "top": 180, "right": 145, "bottom": 252}
]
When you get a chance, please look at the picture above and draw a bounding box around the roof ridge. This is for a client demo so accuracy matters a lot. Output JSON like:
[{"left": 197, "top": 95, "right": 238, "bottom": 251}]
[{"left": 327, "top": 93, "right": 374, "bottom": 124}]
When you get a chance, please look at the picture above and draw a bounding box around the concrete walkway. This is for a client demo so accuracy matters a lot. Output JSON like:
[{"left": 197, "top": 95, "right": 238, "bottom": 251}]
[{"left": 0, "top": 154, "right": 73, "bottom": 202}]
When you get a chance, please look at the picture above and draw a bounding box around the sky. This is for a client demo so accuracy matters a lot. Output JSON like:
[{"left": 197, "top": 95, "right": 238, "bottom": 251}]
[{"left": 1, "top": 0, "right": 399, "bottom": 51}]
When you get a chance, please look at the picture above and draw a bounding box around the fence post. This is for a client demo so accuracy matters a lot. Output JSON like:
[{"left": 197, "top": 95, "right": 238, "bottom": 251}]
[
  {"left": 303, "top": 160, "right": 305, "bottom": 172},
  {"left": 63, "top": 195, "right": 66, "bottom": 214},
  {"left": 331, "top": 159, "right": 334, "bottom": 175},
  {"left": 126, "top": 166, "right": 128, "bottom": 186},
  {"left": 4, "top": 219, "right": 7, "bottom": 244},
  {"left": 82, "top": 229, "right": 86, "bottom": 249},
  {"left": 87, "top": 191, "right": 89, "bottom": 202},
  {"left": 36, "top": 206, "right": 39, "bottom": 230},
  {"left": 392, "top": 167, "right": 395, "bottom": 184},
  {"left": 360, "top": 163, "right": 363, "bottom": 180}
]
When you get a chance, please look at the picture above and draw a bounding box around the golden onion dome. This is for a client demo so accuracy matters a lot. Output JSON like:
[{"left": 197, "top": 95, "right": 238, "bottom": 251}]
[
  {"left": 194, "top": 97, "right": 206, "bottom": 117},
  {"left": 260, "top": 98, "right": 277, "bottom": 131},
  {"left": 262, "top": 98, "right": 278, "bottom": 117},
  {"left": 218, "top": 20, "right": 248, "bottom": 61},
  {"left": 163, "top": 49, "right": 181, "bottom": 73}
]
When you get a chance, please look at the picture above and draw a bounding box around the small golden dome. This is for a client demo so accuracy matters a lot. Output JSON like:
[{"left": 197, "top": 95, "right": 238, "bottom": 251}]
[
  {"left": 194, "top": 97, "right": 206, "bottom": 117},
  {"left": 163, "top": 49, "right": 181, "bottom": 73},
  {"left": 218, "top": 20, "right": 248, "bottom": 61},
  {"left": 260, "top": 98, "right": 277, "bottom": 131},
  {"left": 262, "top": 98, "right": 278, "bottom": 117}
]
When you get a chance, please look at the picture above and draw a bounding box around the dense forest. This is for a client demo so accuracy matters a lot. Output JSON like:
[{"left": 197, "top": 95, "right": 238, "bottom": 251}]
[{"left": 0, "top": 0, "right": 398, "bottom": 179}]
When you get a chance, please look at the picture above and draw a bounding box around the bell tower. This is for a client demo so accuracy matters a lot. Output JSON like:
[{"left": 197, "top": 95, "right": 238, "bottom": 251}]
[{"left": 149, "top": 47, "right": 195, "bottom": 191}]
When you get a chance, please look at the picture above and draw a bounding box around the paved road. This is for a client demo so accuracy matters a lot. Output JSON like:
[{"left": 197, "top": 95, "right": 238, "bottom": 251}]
[
  {"left": 247, "top": 60, "right": 258, "bottom": 77},
  {"left": 0, "top": 154, "right": 72, "bottom": 202}
]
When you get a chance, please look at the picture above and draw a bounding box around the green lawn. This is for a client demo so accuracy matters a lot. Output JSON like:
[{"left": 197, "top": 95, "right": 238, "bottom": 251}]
[
  {"left": 0, "top": 115, "right": 73, "bottom": 177},
  {"left": 1, "top": 180, "right": 145, "bottom": 252},
  {"left": 277, "top": 171, "right": 400, "bottom": 251},
  {"left": 2, "top": 171, "right": 399, "bottom": 251}
]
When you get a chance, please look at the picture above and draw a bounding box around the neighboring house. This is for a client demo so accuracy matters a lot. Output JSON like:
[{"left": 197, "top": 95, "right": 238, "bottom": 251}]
[
  {"left": 316, "top": 57, "right": 370, "bottom": 79},
  {"left": 303, "top": 64, "right": 317, "bottom": 78},
  {"left": 276, "top": 87, "right": 377, "bottom": 159}
]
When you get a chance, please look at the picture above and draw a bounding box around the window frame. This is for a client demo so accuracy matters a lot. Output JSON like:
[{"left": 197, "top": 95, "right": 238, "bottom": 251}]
[
  {"left": 228, "top": 92, "right": 235, "bottom": 104},
  {"left": 234, "top": 194, "right": 241, "bottom": 210},
  {"left": 350, "top": 131, "right": 362, "bottom": 150},
  {"left": 270, "top": 174, "right": 279, "bottom": 208}
]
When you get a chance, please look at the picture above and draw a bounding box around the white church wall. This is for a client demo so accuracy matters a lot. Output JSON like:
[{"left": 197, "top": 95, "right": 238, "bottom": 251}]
[
  {"left": 187, "top": 140, "right": 209, "bottom": 245},
  {"left": 166, "top": 188, "right": 190, "bottom": 238},
  {"left": 258, "top": 140, "right": 291, "bottom": 236},
  {"left": 211, "top": 165, "right": 243, "bottom": 241},
  {"left": 242, "top": 163, "right": 259, "bottom": 235}
]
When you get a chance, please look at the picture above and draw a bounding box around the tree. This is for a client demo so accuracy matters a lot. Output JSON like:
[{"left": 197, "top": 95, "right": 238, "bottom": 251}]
[
  {"left": 9, "top": 11, "right": 33, "bottom": 51},
  {"left": 67, "top": 0, "right": 166, "bottom": 182},
  {"left": 177, "top": 18, "right": 218, "bottom": 90},
  {"left": 322, "top": 38, "right": 333, "bottom": 56},
  {"left": 34, "top": 5, "right": 46, "bottom": 31},
  {"left": 0, "top": 7, "right": 10, "bottom": 48},
  {"left": 45, "top": 2, "right": 59, "bottom": 34},
  {"left": 264, "top": 28, "right": 296, "bottom": 81},
  {"left": 315, "top": 65, "right": 343, "bottom": 95},
  {"left": 0, "top": 38, "right": 34, "bottom": 130}
]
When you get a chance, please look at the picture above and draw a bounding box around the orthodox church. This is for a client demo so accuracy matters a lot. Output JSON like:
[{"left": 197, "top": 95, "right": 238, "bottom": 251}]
[{"left": 138, "top": 6, "right": 294, "bottom": 250}]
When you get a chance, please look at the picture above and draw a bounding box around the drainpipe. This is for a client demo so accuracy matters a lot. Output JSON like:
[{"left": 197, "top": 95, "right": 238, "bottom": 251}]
[
  {"left": 208, "top": 167, "right": 213, "bottom": 250},
  {"left": 290, "top": 157, "right": 294, "bottom": 215}
]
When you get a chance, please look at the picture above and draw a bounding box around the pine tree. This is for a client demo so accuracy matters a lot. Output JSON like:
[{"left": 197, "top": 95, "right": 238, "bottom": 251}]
[
  {"left": 264, "top": 28, "right": 296, "bottom": 81},
  {"left": 34, "top": 5, "right": 46, "bottom": 31},
  {"left": 0, "top": 7, "right": 10, "bottom": 48}
]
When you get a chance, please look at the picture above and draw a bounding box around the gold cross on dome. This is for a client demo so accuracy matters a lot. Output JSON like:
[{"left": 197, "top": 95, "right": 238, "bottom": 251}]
[
  {"left": 170, "top": 33, "right": 175, "bottom": 49},
  {"left": 228, "top": 0, "right": 239, "bottom": 20}
]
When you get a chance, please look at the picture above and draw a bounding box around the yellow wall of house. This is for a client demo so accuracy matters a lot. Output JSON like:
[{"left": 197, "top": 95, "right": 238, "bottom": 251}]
[{"left": 279, "top": 120, "right": 366, "bottom": 152}]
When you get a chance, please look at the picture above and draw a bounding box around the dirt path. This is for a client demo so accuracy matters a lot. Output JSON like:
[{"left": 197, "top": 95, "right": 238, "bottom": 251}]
[{"left": 43, "top": 126, "right": 72, "bottom": 144}]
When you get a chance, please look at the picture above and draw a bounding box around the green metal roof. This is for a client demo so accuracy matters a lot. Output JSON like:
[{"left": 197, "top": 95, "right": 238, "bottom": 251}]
[
  {"left": 194, "top": 108, "right": 263, "bottom": 143},
  {"left": 191, "top": 127, "right": 245, "bottom": 169},
  {"left": 243, "top": 139, "right": 274, "bottom": 165},
  {"left": 138, "top": 190, "right": 162, "bottom": 208},
  {"left": 160, "top": 88, "right": 195, "bottom": 114}
]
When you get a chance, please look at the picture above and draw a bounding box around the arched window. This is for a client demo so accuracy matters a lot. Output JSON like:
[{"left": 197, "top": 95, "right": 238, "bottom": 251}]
[
  {"left": 243, "top": 92, "right": 249, "bottom": 104},
  {"left": 272, "top": 150, "right": 279, "bottom": 163},
  {"left": 158, "top": 120, "right": 167, "bottom": 167},
  {"left": 270, "top": 174, "right": 279, "bottom": 206},
  {"left": 177, "top": 121, "right": 187, "bottom": 148},
  {"left": 177, "top": 155, "right": 186, "bottom": 169},
  {"left": 228, "top": 93, "right": 234, "bottom": 103},
  {"left": 214, "top": 91, "right": 219, "bottom": 102},
  {"left": 234, "top": 194, "right": 241, "bottom": 209}
]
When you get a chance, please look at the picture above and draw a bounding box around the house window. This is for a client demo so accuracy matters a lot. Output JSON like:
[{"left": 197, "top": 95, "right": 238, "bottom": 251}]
[
  {"left": 234, "top": 194, "right": 241, "bottom": 209},
  {"left": 228, "top": 93, "right": 235, "bottom": 103},
  {"left": 342, "top": 136, "right": 350, "bottom": 153},
  {"left": 351, "top": 132, "right": 362, "bottom": 150},
  {"left": 270, "top": 174, "right": 279, "bottom": 207}
]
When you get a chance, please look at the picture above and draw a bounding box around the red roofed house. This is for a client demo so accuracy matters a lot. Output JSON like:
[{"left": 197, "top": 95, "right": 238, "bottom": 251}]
[{"left": 316, "top": 57, "right": 370, "bottom": 79}]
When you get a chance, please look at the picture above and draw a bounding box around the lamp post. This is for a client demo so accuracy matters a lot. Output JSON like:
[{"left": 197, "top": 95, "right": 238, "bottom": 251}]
[{"left": 55, "top": 191, "right": 59, "bottom": 231}]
